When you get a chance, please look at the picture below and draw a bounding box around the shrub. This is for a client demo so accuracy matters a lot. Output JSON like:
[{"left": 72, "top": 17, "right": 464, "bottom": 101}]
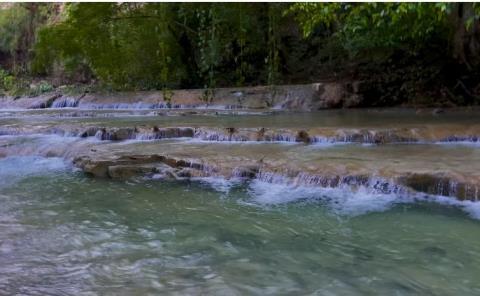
[{"left": 27, "top": 81, "right": 54, "bottom": 97}]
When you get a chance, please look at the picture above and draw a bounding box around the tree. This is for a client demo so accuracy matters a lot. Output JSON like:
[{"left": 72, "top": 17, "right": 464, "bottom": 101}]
[
  {"left": 0, "top": 3, "right": 56, "bottom": 74},
  {"left": 34, "top": 3, "right": 187, "bottom": 89},
  {"left": 288, "top": 3, "right": 480, "bottom": 67}
]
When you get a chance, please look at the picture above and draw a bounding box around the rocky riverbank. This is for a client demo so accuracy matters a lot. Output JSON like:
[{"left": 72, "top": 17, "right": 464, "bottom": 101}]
[{"left": 0, "top": 82, "right": 366, "bottom": 111}]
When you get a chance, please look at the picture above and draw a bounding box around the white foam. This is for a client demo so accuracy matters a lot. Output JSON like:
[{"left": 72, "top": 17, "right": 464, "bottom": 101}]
[
  {"left": 245, "top": 179, "right": 480, "bottom": 219},
  {"left": 422, "top": 195, "right": 480, "bottom": 220},
  {"left": 435, "top": 141, "right": 480, "bottom": 147},
  {"left": 247, "top": 180, "right": 407, "bottom": 216},
  {"left": 1, "top": 133, "right": 80, "bottom": 154},
  {"left": 192, "top": 176, "right": 242, "bottom": 194},
  {"left": 463, "top": 201, "right": 480, "bottom": 219},
  {"left": 247, "top": 180, "right": 318, "bottom": 204},
  {"left": 51, "top": 97, "right": 79, "bottom": 108},
  {"left": 328, "top": 187, "right": 406, "bottom": 216},
  {"left": 186, "top": 138, "right": 299, "bottom": 145},
  {"left": 113, "top": 137, "right": 192, "bottom": 145}
]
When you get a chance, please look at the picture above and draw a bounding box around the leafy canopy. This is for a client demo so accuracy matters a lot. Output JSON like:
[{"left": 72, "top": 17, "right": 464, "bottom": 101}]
[{"left": 289, "top": 3, "right": 453, "bottom": 54}]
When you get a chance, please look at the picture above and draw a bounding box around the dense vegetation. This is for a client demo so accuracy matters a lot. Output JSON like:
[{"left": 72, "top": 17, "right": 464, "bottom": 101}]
[{"left": 0, "top": 3, "right": 479, "bottom": 105}]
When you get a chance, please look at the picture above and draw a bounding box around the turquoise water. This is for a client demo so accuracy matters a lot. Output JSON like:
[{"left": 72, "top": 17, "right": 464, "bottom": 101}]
[{"left": 1, "top": 156, "right": 480, "bottom": 295}]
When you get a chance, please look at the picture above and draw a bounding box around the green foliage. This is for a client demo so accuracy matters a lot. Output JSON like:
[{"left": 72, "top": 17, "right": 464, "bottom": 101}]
[
  {"left": 0, "top": 5, "right": 29, "bottom": 54},
  {"left": 286, "top": 3, "right": 342, "bottom": 38},
  {"left": 28, "top": 81, "right": 53, "bottom": 97},
  {"left": 467, "top": 3, "right": 480, "bottom": 30},
  {"left": 0, "top": 4, "right": 57, "bottom": 74},
  {"left": 234, "top": 4, "right": 247, "bottom": 86},
  {"left": 0, "top": 4, "right": 31, "bottom": 75},
  {"left": 266, "top": 4, "right": 280, "bottom": 86},
  {"left": 0, "top": 68, "right": 28, "bottom": 96},
  {"left": 33, "top": 3, "right": 282, "bottom": 90},
  {"left": 196, "top": 5, "right": 220, "bottom": 91},
  {"left": 0, "top": 68, "right": 15, "bottom": 91},
  {"left": 4, "top": 4, "right": 274, "bottom": 91},
  {"left": 34, "top": 3, "right": 187, "bottom": 90},
  {"left": 289, "top": 3, "right": 452, "bottom": 55},
  {"left": 200, "top": 88, "right": 215, "bottom": 104},
  {"left": 0, "top": 2, "right": 476, "bottom": 100},
  {"left": 0, "top": 66, "right": 55, "bottom": 97}
]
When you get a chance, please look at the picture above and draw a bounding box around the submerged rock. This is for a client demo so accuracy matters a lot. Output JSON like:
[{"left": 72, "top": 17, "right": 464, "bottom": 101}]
[{"left": 108, "top": 164, "right": 158, "bottom": 179}]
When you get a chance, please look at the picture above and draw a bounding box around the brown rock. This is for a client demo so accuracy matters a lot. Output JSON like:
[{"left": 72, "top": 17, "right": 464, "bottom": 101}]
[{"left": 108, "top": 164, "right": 157, "bottom": 179}]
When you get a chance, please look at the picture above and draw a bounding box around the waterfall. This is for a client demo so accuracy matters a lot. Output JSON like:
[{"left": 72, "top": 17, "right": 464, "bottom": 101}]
[
  {"left": 440, "top": 135, "right": 479, "bottom": 143},
  {"left": 51, "top": 97, "right": 79, "bottom": 108},
  {"left": 135, "top": 127, "right": 195, "bottom": 141}
]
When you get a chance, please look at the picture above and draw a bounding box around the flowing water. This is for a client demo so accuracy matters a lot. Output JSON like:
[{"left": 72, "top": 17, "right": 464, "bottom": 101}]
[
  {"left": 1, "top": 107, "right": 480, "bottom": 295},
  {"left": 1, "top": 108, "right": 479, "bottom": 129}
]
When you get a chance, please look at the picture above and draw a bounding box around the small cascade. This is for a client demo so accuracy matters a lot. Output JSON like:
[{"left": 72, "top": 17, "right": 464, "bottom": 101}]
[
  {"left": 67, "top": 125, "right": 480, "bottom": 145},
  {"left": 232, "top": 166, "right": 259, "bottom": 178},
  {"left": 194, "top": 129, "right": 251, "bottom": 142},
  {"left": 309, "top": 136, "right": 337, "bottom": 144},
  {"left": 78, "top": 102, "right": 193, "bottom": 110},
  {"left": 255, "top": 170, "right": 410, "bottom": 196},
  {"left": 401, "top": 173, "right": 479, "bottom": 201},
  {"left": 3, "top": 121, "right": 480, "bottom": 147},
  {"left": 0, "top": 128, "right": 20, "bottom": 136},
  {"left": 196, "top": 131, "right": 234, "bottom": 141},
  {"left": 93, "top": 128, "right": 139, "bottom": 141},
  {"left": 440, "top": 135, "right": 479, "bottom": 143},
  {"left": 264, "top": 133, "right": 298, "bottom": 142},
  {"left": 95, "top": 129, "right": 116, "bottom": 141},
  {"left": 194, "top": 128, "right": 304, "bottom": 143},
  {"left": 134, "top": 132, "right": 163, "bottom": 141},
  {"left": 26, "top": 94, "right": 61, "bottom": 109},
  {"left": 310, "top": 130, "right": 420, "bottom": 144},
  {"left": 135, "top": 127, "right": 195, "bottom": 140},
  {"left": 51, "top": 97, "right": 79, "bottom": 108},
  {"left": 0, "top": 134, "right": 82, "bottom": 159},
  {"left": 77, "top": 126, "right": 196, "bottom": 141}
]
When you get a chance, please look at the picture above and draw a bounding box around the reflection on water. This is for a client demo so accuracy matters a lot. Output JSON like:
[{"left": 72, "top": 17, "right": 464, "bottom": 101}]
[{"left": 1, "top": 157, "right": 480, "bottom": 295}]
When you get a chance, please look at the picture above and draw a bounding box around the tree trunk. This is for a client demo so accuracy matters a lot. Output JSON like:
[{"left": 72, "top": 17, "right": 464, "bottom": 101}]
[{"left": 451, "top": 3, "right": 480, "bottom": 69}]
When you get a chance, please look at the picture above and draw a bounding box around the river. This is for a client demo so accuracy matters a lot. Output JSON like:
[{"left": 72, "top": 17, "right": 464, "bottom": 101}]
[{"left": 0, "top": 106, "right": 479, "bottom": 294}]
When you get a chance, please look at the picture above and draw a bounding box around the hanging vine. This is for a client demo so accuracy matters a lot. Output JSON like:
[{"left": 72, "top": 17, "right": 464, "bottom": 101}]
[
  {"left": 197, "top": 5, "right": 219, "bottom": 104},
  {"left": 235, "top": 3, "right": 247, "bottom": 87},
  {"left": 156, "top": 4, "right": 174, "bottom": 107},
  {"left": 266, "top": 4, "right": 280, "bottom": 107}
]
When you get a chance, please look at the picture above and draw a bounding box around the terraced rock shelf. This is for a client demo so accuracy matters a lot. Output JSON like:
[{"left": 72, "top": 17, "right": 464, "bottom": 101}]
[{"left": 1, "top": 106, "right": 479, "bottom": 201}]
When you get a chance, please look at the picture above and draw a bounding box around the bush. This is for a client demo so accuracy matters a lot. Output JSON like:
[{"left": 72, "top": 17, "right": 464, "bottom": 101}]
[
  {"left": 0, "top": 68, "right": 28, "bottom": 96},
  {"left": 0, "top": 68, "right": 55, "bottom": 97},
  {"left": 0, "top": 68, "right": 14, "bottom": 90},
  {"left": 27, "top": 81, "right": 54, "bottom": 97}
]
